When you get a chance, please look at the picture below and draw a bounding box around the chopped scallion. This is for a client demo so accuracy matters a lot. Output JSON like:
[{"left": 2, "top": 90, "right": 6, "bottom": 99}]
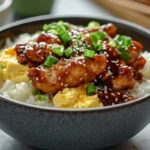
[
  {"left": 97, "top": 31, "right": 106, "bottom": 40},
  {"left": 58, "top": 26, "right": 72, "bottom": 45},
  {"left": 84, "top": 49, "right": 95, "bottom": 58},
  {"left": 32, "top": 89, "right": 40, "bottom": 95},
  {"left": 44, "top": 56, "right": 58, "bottom": 68},
  {"left": 114, "top": 35, "right": 132, "bottom": 48},
  {"left": 52, "top": 45, "right": 64, "bottom": 56},
  {"left": 109, "top": 40, "right": 118, "bottom": 47},
  {"left": 119, "top": 48, "right": 131, "bottom": 61},
  {"left": 65, "top": 47, "right": 73, "bottom": 58},
  {"left": 86, "top": 83, "right": 96, "bottom": 95},
  {"left": 38, "top": 95, "right": 46, "bottom": 101},
  {"left": 88, "top": 21, "right": 100, "bottom": 27}
]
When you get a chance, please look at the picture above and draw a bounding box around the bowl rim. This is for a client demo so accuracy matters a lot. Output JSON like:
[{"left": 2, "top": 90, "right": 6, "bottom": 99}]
[
  {"left": 0, "top": 14, "right": 150, "bottom": 112},
  {"left": 0, "top": 0, "right": 12, "bottom": 12}
]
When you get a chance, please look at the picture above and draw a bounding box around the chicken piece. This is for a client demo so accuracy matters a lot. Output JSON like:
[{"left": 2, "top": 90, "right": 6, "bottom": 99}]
[
  {"left": 15, "top": 42, "right": 53, "bottom": 65},
  {"left": 126, "top": 40, "right": 143, "bottom": 65},
  {"left": 97, "top": 87, "right": 135, "bottom": 106},
  {"left": 131, "top": 56, "right": 146, "bottom": 71},
  {"left": 28, "top": 55, "right": 107, "bottom": 94},
  {"left": 84, "top": 23, "right": 117, "bottom": 38},
  {"left": 112, "top": 66, "right": 135, "bottom": 90},
  {"left": 36, "top": 32, "right": 62, "bottom": 44}
]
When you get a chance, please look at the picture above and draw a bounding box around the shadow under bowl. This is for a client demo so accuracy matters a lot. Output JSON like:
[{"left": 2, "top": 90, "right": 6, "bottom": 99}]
[{"left": 0, "top": 15, "right": 150, "bottom": 150}]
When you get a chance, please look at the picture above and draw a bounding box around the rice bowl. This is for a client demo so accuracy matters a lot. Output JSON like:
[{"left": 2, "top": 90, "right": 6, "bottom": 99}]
[{"left": 0, "top": 20, "right": 150, "bottom": 108}]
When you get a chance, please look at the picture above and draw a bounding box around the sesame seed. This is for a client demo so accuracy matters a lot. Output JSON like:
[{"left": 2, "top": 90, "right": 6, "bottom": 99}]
[
  {"left": 64, "top": 84, "right": 68, "bottom": 87},
  {"left": 35, "top": 77, "right": 39, "bottom": 81},
  {"left": 58, "top": 76, "right": 61, "bottom": 80},
  {"left": 61, "top": 83, "right": 64, "bottom": 86},
  {"left": 94, "top": 79, "right": 97, "bottom": 82},
  {"left": 80, "top": 78, "right": 83, "bottom": 81},
  {"left": 105, "top": 95, "right": 108, "bottom": 99},
  {"left": 111, "top": 93, "right": 115, "bottom": 96},
  {"left": 118, "top": 92, "right": 121, "bottom": 95},
  {"left": 115, "top": 98, "right": 118, "bottom": 102},
  {"left": 108, "top": 66, "right": 110, "bottom": 70}
]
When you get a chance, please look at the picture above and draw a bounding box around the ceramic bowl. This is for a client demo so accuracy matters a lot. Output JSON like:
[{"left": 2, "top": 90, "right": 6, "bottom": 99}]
[
  {"left": 0, "top": 0, "right": 12, "bottom": 26},
  {"left": 0, "top": 16, "right": 150, "bottom": 150}
]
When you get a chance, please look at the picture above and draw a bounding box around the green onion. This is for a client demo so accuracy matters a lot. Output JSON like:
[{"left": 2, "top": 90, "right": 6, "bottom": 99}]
[
  {"left": 84, "top": 49, "right": 95, "bottom": 58},
  {"left": 61, "top": 32, "right": 72, "bottom": 45},
  {"left": 32, "top": 89, "right": 40, "bottom": 95},
  {"left": 43, "top": 21, "right": 68, "bottom": 33},
  {"left": 109, "top": 40, "right": 118, "bottom": 47},
  {"left": 52, "top": 45, "right": 64, "bottom": 56},
  {"left": 88, "top": 21, "right": 100, "bottom": 27},
  {"left": 44, "top": 56, "right": 58, "bottom": 68},
  {"left": 77, "top": 33, "right": 85, "bottom": 41},
  {"left": 48, "top": 29, "right": 58, "bottom": 34},
  {"left": 114, "top": 35, "right": 132, "bottom": 48},
  {"left": 65, "top": 47, "right": 73, "bottom": 58},
  {"left": 96, "top": 43, "right": 103, "bottom": 51},
  {"left": 121, "top": 36, "right": 132, "bottom": 47},
  {"left": 86, "top": 83, "right": 96, "bottom": 95},
  {"left": 90, "top": 31, "right": 106, "bottom": 50},
  {"left": 97, "top": 31, "right": 106, "bottom": 40},
  {"left": 38, "top": 95, "right": 46, "bottom": 101},
  {"left": 0, "top": 64, "right": 3, "bottom": 69},
  {"left": 119, "top": 48, "right": 131, "bottom": 61},
  {"left": 57, "top": 26, "right": 72, "bottom": 45},
  {"left": 57, "top": 26, "right": 66, "bottom": 35}
]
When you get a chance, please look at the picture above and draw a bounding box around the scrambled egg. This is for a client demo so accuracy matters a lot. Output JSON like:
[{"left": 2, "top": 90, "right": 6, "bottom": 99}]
[
  {"left": 0, "top": 47, "right": 29, "bottom": 82},
  {"left": 53, "top": 85, "right": 103, "bottom": 108}
]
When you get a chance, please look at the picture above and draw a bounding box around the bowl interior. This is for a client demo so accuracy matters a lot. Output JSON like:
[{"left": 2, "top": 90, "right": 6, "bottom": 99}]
[{"left": 0, "top": 15, "right": 150, "bottom": 111}]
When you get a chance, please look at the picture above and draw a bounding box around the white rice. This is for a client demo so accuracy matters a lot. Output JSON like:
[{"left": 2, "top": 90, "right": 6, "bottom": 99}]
[{"left": 0, "top": 34, "right": 150, "bottom": 107}]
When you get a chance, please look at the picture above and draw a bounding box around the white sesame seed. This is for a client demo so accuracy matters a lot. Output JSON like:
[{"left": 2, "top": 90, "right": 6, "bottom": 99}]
[
  {"left": 61, "top": 83, "right": 64, "bottom": 86},
  {"left": 78, "top": 61, "right": 83, "bottom": 65},
  {"left": 58, "top": 76, "right": 61, "bottom": 80},
  {"left": 115, "top": 98, "right": 118, "bottom": 102},
  {"left": 80, "top": 78, "right": 83, "bottom": 81},
  {"left": 105, "top": 95, "right": 108, "bottom": 99},
  {"left": 111, "top": 93, "right": 115, "bottom": 96}
]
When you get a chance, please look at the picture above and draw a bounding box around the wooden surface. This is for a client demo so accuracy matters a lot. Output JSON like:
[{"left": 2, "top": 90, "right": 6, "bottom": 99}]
[{"left": 93, "top": 0, "right": 150, "bottom": 29}]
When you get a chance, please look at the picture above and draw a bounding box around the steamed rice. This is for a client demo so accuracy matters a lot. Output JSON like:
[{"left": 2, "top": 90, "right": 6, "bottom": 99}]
[{"left": 0, "top": 34, "right": 150, "bottom": 107}]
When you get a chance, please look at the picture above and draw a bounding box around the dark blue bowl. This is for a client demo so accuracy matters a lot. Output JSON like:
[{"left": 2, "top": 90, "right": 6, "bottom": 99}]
[{"left": 0, "top": 15, "right": 150, "bottom": 150}]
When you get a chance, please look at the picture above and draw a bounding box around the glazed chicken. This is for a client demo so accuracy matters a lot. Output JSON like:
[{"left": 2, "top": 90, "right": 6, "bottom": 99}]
[
  {"left": 29, "top": 55, "right": 107, "bottom": 94},
  {"left": 14, "top": 21, "right": 146, "bottom": 106}
]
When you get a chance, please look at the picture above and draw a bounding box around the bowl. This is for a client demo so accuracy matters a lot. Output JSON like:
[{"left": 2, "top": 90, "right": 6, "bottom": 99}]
[
  {"left": 0, "top": 0, "right": 12, "bottom": 26},
  {"left": 0, "top": 15, "right": 150, "bottom": 150}
]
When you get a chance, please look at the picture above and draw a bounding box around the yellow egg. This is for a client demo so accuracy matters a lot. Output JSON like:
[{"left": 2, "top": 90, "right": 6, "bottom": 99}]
[
  {"left": 53, "top": 85, "right": 103, "bottom": 108},
  {"left": 0, "top": 47, "right": 29, "bottom": 82}
]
